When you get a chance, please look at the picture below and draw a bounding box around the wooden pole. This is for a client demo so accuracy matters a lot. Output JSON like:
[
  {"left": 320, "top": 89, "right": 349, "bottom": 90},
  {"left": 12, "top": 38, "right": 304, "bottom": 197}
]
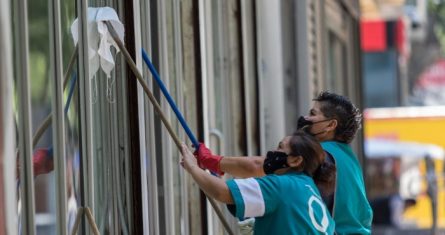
[
  {"left": 105, "top": 21, "right": 234, "bottom": 235},
  {"left": 32, "top": 47, "right": 78, "bottom": 148}
]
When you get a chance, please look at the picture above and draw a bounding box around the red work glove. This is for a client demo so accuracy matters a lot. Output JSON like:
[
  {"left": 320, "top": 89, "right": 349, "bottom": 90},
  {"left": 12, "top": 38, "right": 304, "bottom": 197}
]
[
  {"left": 194, "top": 143, "right": 224, "bottom": 176},
  {"left": 33, "top": 148, "right": 54, "bottom": 177}
]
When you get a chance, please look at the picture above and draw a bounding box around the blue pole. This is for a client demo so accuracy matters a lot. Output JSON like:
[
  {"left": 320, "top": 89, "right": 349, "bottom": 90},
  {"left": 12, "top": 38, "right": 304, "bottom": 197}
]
[
  {"left": 48, "top": 72, "right": 77, "bottom": 156},
  {"left": 142, "top": 48, "right": 200, "bottom": 150},
  {"left": 64, "top": 72, "right": 77, "bottom": 114},
  {"left": 17, "top": 72, "right": 77, "bottom": 190}
]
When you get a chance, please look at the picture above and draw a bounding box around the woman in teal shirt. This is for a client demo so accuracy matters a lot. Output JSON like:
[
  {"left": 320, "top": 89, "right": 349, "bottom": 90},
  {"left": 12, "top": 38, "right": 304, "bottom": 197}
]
[
  {"left": 195, "top": 91, "right": 373, "bottom": 234},
  {"left": 181, "top": 132, "right": 336, "bottom": 235}
]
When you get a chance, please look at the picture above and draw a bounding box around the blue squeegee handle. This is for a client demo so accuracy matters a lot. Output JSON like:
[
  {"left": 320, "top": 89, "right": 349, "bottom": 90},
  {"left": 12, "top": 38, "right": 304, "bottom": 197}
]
[
  {"left": 17, "top": 72, "right": 77, "bottom": 190},
  {"left": 48, "top": 72, "right": 77, "bottom": 155},
  {"left": 142, "top": 48, "right": 200, "bottom": 150}
]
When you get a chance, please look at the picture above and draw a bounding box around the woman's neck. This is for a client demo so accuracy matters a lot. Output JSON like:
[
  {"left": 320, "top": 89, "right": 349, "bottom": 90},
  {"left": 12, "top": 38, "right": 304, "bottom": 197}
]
[{"left": 274, "top": 167, "right": 302, "bottom": 175}]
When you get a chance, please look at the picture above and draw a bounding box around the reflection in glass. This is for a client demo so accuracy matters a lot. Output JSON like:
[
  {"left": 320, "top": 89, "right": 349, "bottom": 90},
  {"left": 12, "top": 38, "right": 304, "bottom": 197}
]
[
  {"left": 61, "top": 0, "right": 80, "bottom": 234},
  {"left": 86, "top": 1, "right": 130, "bottom": 235}
]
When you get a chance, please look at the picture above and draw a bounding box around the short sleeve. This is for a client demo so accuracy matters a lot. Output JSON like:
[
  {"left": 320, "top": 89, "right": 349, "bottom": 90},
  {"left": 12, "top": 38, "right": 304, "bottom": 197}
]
[{"left": 226, "top": 176, "right": 280, "bottom": 220}]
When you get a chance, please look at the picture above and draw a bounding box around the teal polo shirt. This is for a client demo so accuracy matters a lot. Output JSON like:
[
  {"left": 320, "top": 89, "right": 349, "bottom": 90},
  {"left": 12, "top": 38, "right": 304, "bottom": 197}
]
[
  {"left": 226, "top": 172, "right": 335, "bottom": 235},
  {"left": 321, "top": 141, "right": 373, "bottom": 235}
]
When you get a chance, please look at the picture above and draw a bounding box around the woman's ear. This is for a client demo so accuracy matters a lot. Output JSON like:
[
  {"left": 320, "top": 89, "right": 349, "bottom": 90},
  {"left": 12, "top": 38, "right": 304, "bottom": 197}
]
[
  {"left": 287, "top": 156, "right": 303, "bottom": 168},
  {"left": 327, "top": 119, "right": 338, "bottom": 132}
]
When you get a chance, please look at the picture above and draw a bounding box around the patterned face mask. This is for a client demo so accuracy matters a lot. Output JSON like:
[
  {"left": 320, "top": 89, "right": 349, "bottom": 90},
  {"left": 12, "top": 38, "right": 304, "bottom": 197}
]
[{"left": 263, "top": 151, "right": 289, "bottom": 174}]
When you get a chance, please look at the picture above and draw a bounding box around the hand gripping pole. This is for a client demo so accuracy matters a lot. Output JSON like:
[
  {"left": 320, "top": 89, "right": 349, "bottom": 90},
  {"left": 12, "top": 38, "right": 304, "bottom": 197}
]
[
  {"left": 105, "top": 21, "right": 234, "bottom": 235},
  {"left": 142, "top": 50, "right": 223, "bottom": 176}
]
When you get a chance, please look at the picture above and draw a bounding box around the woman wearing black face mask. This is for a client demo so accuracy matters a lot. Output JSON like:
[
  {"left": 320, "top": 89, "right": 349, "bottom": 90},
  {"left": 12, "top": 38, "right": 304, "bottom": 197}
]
[
  {"left": 195, "top": 91, "right": 373, "bottom": 235},
  {"left": 181, "top": 131, "right": 336, "bottom": 235},
  {"left": 296, "top": 115, "right": 335, "bottom": 137}
]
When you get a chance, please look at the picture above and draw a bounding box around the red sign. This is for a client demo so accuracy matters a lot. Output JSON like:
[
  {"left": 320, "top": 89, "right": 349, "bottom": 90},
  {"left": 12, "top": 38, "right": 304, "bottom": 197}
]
[{"left": 361, "top": 20, "right": 387, "bottom": 52}]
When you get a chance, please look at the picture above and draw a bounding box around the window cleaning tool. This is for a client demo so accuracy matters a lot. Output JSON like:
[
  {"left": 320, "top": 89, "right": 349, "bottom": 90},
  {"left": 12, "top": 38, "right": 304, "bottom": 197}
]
[
  {"left": 15, "top": 47, "right": 77, "bottom": 178},
  {"left": 16, "top": 48, "right": 77, "bottom": 213},
  {"left": 16, "top": 49, "right": 77, "bottom": 185},
  {"left": 141, "top": 48, "right": 229, "bottom": 229},
  {"left": 141, "top": 49, "right": 219, "bottom": 173},
  {"left": 141, "top": 49, "right": 199, "bottom": 149},
  {"left": 17, "top": 51, "right": 88, "bottom": 234},
  {"left": 43, "top": 71, "right": 77, "bottom": 156},
  {"left": 31, "top": 47, "right": 78, "bottom": 148},
  {"left": 105, "top": 21, "right": 234, "bottom": 235},
  {"left": 34, "top": 56, "right": 78, "bottom": 170},
  {"left": 70, "top": 207, "right": 100, "bottom": 235}
]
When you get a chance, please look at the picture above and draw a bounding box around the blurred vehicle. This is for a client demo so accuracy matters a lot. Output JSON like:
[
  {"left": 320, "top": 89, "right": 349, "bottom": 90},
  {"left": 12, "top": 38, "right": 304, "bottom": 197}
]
[
  {"left": 364, "top": 106, "right": 445, "bottom": 231},
  {"left": 365, "top": 139, "right": 445, "bottom": 235}
]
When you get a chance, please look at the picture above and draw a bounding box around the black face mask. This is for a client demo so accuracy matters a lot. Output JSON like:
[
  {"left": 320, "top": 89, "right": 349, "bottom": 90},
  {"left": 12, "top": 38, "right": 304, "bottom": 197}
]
[
  {"left": 263, "top": 151, "right": 289, "bottom": 174},
  {"left": 297, "top": 116, "right": 313, "bottom": 130},
  {"left": 297, "top": 116, "right": 332, "bottom": 136}
]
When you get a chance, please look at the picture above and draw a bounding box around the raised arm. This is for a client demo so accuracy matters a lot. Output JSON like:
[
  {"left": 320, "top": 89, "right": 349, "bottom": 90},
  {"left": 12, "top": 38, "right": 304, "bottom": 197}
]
[
  {"left": 220, "top": 156, "right": 265, "bottom": 178},
  {"left": 180, "top": 144, "right": 233, "bottom": 204},
  {"left": 195, "top": 143, "right": 266, "bottom": 178}
]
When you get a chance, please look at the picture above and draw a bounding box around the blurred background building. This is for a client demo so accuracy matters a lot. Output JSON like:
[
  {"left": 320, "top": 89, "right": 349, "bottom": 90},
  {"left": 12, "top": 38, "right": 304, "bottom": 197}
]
[
  {"left": 361, "top": 0, "right": 445, "bottom": 234},
  {"left": 361, "top": 0, "right": 445, "bottom": 107}
]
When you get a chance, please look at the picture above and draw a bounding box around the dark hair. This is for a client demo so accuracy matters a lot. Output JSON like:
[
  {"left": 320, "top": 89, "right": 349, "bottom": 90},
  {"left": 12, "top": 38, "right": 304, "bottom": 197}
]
[
  {"left": 289, "top": 131, "right": 336, "bottom": 196},
  {"left": 313, "top": 158, "right": 336, "bottom": 198},
  {"left": 313, "top": 91, "right": 362, "bottom": 144}
]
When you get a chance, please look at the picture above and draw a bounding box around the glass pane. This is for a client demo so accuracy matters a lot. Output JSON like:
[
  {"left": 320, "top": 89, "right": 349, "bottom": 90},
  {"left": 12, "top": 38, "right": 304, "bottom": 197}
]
[
  {"left": 27, "top": 0, "right": 54, "bottom": 234},
  {"left": 60, "top": 0, "right": 80, "bottom": 234},
  {"left": 211, "top": 0, "right": 227, "bottom": 138},
  {"left": 14, "top": 1, "right": 80, "bottom": 234},
  {"left": 85, "top": 1, "right": 131, "bottom": 234},
  {"left": 165, "top": 0, "right": 186, "bottom": 234}
]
